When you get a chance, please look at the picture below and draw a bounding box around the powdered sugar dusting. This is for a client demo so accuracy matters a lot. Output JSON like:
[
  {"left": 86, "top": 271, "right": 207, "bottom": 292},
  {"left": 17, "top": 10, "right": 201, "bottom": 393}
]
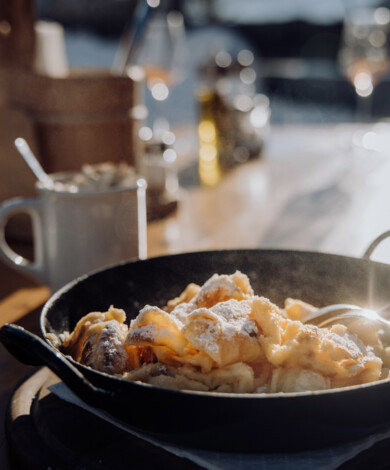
[
  {"left": 182, "top": 299, "right": 260, "bottom": 364},
  {"left": 192, "top": 273, "right": 243, "bottom": 306},
  {"left": 129, "top": 323, "right": 177, "bottom": 344},
  {"left": 170, "top": 271, "right": 251, "bottom": 322},
  {"left": 211, "top": 299, "right": 257, "bottom": 338}
]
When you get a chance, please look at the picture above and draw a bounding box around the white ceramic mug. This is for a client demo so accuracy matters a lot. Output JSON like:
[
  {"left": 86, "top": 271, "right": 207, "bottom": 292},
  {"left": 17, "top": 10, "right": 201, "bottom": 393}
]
[{"left": 0, "top": 174, "right": 147, "bottom": 291}]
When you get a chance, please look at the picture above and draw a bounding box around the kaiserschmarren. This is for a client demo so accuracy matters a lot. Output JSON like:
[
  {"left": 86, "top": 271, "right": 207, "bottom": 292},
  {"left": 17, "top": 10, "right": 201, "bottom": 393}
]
[{"left": 56, "top": 271, "right": 390, "bottom": 393}]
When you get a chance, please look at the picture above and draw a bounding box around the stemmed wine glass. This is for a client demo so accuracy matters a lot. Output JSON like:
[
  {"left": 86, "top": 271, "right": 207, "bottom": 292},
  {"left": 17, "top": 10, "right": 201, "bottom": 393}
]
[
  {"left": 338, "top": 7, "right": 390, "bottom": 121},
  {"left": 132, "top": 0, "right": 188, "bottom": 139}
]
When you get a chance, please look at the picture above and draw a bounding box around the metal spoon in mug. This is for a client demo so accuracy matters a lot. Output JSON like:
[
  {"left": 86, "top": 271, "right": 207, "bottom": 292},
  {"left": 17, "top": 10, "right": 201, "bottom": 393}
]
[
  {"left": 304, "top": 303, "right": 390, "bottom": 331},
  {"left": 14, "top": 137, "right": 55, "bottom": 190}
]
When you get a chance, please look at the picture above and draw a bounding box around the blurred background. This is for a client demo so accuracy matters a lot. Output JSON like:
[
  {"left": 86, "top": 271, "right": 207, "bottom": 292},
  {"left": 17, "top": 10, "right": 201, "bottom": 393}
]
[
  {"left": 2, "top": 0, "right": 390, "bottom": 295},
  {"left": 2, "top": 0, "right": 390, "bottom": 167},
  {"left": 31, "top": 0, "right": 390, "bottom": 124}
]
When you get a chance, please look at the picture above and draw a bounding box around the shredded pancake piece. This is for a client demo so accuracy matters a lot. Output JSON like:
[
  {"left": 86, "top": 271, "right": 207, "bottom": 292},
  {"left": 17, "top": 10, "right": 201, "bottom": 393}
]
[
  {"left": 169, "top": 271, "right": 253, "bottom": 322},
  {"left": 181, "top": 299, "right": 263, "bottom": 367},
  {"left": 252, "top": 296, "right": 382, "bottom": 386}
]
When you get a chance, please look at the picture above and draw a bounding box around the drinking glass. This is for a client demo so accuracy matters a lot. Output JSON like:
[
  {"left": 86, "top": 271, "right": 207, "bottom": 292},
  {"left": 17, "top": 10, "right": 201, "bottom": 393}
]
[
  {"left": 134, "top": 0, "right": 188, "bottom": 137},
  {"left": 339, "top": 7, "right": 390, "bottom": 121}
]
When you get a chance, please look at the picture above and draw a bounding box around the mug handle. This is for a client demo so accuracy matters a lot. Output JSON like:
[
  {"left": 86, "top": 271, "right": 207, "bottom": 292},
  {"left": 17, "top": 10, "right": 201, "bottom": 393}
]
[{"left": 0, "top": 197, "right": 46, "bottom": 283}]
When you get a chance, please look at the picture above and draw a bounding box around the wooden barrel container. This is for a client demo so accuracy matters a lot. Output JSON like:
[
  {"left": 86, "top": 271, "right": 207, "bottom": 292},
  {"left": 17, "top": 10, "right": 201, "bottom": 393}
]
[{"left": 9, "top": 69, "right": 137, "bottom": 173}]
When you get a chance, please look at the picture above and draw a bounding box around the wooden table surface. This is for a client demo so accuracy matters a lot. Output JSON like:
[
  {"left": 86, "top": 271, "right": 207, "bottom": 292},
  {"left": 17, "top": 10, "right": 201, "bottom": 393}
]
[{"left": 2, "top": 123, "right": 390, "bottom": 468}]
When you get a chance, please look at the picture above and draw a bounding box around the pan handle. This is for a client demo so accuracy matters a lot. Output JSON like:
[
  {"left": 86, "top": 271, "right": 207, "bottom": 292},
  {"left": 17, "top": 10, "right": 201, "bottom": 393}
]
[
  {"left": 0, "top": 323, "right": 114, "bottom": 407},
  {"left": 363, "top": 230, "right": 390, "bottom": 260}
]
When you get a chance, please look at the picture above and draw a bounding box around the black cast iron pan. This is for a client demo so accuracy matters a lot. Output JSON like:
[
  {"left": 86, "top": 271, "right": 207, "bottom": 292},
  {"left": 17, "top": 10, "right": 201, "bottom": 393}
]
[{"left": 2, "top": 234, "right": 390, "bottom": 453}]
